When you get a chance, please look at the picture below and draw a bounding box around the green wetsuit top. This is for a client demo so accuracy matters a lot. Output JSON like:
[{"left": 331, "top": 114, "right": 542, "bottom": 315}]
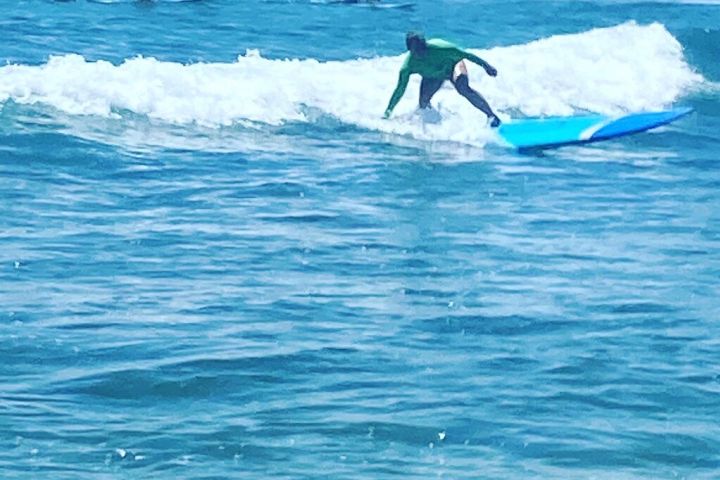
[{"left": 384, "top": 38, "right": 492, "bottom": 117}]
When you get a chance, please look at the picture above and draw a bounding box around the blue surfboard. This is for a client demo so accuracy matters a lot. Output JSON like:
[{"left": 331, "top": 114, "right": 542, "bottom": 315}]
[
  {"left": 323, "top": 0, "right": 415, "bottom": 8},
  {"left": 498, "top": 107, "right": 693, "bottom": 150}
]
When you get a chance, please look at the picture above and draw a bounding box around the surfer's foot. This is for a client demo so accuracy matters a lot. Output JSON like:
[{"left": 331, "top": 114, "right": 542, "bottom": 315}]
[{"left": 489, "top": 115, "right": 501, "bottom": 128}]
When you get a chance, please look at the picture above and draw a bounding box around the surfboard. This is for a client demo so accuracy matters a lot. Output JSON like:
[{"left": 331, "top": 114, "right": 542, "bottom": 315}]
[
  {"left": 324, "top": 0, "right": 415, "bottom": 8},
  {"left": 363, "top": 2, "right": 415, "bottom": 9},
  {"left": 498, "top": 107, "right": 693, "bottom": 150}
]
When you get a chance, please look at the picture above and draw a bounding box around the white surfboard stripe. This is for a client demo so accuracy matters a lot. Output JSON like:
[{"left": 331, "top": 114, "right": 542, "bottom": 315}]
[{"left": 579, "top": 118, "right": 615, "bottom": 141}]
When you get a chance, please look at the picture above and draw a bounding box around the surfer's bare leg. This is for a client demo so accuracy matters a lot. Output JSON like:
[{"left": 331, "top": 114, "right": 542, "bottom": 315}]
[
  {"left": 451, "top": 61, "right": 500, "bottom": 127},
  {"left": 419, "top": 77, "right": 445, "bottom": 109}
]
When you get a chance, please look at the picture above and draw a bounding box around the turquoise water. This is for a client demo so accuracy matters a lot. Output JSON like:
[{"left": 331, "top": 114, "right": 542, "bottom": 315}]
[{"left": 1, "top": 1, "right": 719, "bottom": 478}]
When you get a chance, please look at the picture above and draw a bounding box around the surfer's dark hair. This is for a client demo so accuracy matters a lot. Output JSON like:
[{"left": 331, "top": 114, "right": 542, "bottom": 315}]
[{"left": 405, "top": 31, "right": 426, "bottom": 51}]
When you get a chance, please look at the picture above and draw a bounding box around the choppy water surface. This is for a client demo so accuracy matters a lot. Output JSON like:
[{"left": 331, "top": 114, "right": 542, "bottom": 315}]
[{"left": 1, "top": 1, "right": 719, "bottom": 478}]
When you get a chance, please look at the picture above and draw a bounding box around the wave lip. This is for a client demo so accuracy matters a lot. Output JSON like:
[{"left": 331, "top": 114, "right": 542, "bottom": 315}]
[{"left": 485, "top": 21, "right": 703, "bottom": 117}]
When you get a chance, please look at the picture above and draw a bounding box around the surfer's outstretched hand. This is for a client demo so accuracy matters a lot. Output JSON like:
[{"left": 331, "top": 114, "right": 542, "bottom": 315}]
[{"left": 485, "top": 65, "right": 497, "bottom": 77}]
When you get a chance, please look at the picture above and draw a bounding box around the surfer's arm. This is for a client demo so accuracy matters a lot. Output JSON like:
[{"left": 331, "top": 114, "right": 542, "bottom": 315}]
[
  {"left": 460, "top": 49, "right": 497, "bottom": 76},
  {"left": 384, "top": 68, "right": 411, "bottom": 118}
]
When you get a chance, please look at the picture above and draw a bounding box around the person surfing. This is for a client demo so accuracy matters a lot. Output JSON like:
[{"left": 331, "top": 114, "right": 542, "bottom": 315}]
[{"left": 383, "top": 32, "right": 501, "bottom": 127}]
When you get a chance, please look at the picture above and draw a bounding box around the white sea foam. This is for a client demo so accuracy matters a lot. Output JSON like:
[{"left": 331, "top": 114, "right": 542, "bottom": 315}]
[{"left": 0, "top": 22, "right": 704, "bottom": 146}]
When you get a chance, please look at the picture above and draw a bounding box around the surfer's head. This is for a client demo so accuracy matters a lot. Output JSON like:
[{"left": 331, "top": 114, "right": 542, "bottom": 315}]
[{"left": 406, "top": 31, "right": 427, "bottom": 55}]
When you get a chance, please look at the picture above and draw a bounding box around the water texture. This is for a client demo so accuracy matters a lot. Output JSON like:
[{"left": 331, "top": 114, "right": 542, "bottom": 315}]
[{"left": 1, "top": 1, "right": 719, "bottom": 478}]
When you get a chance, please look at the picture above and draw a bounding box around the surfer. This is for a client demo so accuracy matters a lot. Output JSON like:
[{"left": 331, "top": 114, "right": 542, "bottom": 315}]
[{"left": 383, "top": 32, "right": 501, "bottom": 127}]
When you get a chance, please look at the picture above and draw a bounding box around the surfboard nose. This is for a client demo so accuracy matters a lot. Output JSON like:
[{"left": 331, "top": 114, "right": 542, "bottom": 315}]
[{"left": 590, "top": 107, "right": 694, "bottom": 142}]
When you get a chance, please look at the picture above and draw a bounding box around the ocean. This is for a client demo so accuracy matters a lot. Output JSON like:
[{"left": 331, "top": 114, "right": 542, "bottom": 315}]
[{"left": 1, "top": 0, "right": 719, "bottom": 478}]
